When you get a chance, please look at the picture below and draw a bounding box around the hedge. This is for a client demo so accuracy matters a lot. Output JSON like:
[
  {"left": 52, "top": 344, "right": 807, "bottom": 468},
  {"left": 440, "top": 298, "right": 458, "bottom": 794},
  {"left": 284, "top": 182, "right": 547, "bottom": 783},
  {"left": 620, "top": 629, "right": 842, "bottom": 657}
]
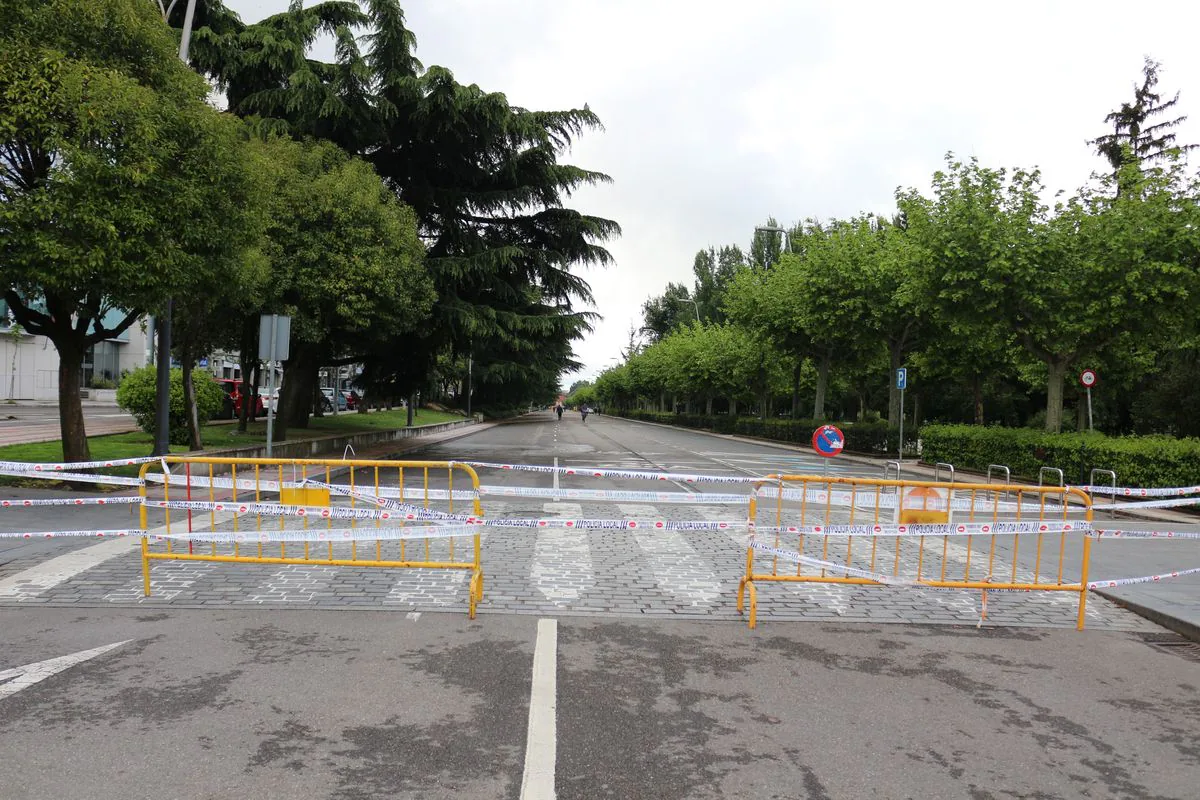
[
  {"left": 615, "top": 410, "right": 915, "bottom": 455},
  {"left": 919, "top": 424, "right": 1200, "bottom": 489}
]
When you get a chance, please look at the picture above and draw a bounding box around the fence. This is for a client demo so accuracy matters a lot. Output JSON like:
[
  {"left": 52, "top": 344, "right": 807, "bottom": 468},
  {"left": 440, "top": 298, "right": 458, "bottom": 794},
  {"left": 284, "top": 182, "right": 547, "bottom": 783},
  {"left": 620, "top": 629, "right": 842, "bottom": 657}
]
[
  {"left": 137, "top": 456, "right": 486, "bottom": 617},
  {"left": 737, "top": 475, "right": 1095, "bottom": 629}
]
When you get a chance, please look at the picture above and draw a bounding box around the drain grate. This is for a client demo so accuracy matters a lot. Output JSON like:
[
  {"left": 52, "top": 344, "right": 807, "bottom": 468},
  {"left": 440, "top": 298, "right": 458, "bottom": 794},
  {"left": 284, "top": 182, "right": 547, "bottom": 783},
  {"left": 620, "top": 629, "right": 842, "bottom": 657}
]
[{"left": 1140, "top": 632, "right": 1200, "bottom": 663}]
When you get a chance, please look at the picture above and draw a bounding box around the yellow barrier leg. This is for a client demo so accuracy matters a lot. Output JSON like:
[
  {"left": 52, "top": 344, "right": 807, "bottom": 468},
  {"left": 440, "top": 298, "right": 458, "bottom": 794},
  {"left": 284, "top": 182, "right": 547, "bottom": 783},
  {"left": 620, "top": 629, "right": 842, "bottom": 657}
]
[
  {"left": 141, "top": 536, "right": 151, "bottom": 596},
  {"left": 1077, "top": 534, "right": 1093, "bottom": 631},
  {"left": 468, "top": 572, "right": 480, "bottom": 619},
  {"left": 736, "top": 577, "right": 747, "bottom": 614},
  {"left": 746, "top": 581, "right": 758, "bottom": 629}
]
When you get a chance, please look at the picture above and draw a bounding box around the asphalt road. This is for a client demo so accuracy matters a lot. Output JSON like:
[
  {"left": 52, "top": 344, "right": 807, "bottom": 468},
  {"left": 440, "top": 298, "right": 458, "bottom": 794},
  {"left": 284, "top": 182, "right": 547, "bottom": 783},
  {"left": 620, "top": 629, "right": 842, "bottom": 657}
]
[
  {"left": 1, "top": 607, "right": 1198, "bottom": 799},
  {"left": 2, "top": 412, "right": 1200, "bottom": 798}
]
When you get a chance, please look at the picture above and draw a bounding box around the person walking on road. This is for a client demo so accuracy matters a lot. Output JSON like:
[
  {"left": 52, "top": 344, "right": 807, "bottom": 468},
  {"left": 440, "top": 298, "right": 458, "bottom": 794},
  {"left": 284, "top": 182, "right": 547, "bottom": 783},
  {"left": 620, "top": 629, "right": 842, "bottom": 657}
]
[
  {"left": 555, "top": 403, "right": 564, "bottom": 421},
  {"left": 581, "top": 404, "right": 590, "bottom": 423}
]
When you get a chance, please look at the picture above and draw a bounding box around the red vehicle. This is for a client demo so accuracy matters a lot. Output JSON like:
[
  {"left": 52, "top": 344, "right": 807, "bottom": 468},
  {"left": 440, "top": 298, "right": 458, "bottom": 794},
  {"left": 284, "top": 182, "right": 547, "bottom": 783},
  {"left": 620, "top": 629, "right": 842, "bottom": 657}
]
[
  {"left": 343, "top": 390, "right": 360, "bottom": 410},
  {"left": 215, "top": 378, "right": 264, "bottom": 419}
]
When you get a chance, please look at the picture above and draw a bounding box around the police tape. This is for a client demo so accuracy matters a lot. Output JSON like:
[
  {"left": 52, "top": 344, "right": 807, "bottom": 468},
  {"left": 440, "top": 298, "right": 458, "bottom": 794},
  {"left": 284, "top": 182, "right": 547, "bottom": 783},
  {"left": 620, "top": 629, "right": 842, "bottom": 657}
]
[
  {"left": 1107, "top": 497, "right": 1200, "bottom": 510},
  {"left": 1079, "top": 484, "right": 1200, "bottom": 497},
  {"left": 155, "top": 524, "right": 483, "bottom": 544},
  {"left": 0, "top": 528, "right": 143, "bottom": 539},
  {"left": 0, "top": 496, "right": 142, "bottom": 508},
  {"left": 145, "top": 497, "right": 476, "bottom": 523},
  {"left": 749, "top": 542, "right": 909, "bottom": 584},
  {"left": 757, "top": 520, "right": 1092, "bottom": 538},
  {"left": 0, "top": 468, "right": 145, "bottom": 487},
  {"left": 460, "top": 460, "right": 766, "bottom": 484},
  {"left": 0, "top": 456, "right": 161, "bottom": 472},
  {"left": 478, "top": 485, "right": 751, "bottom": 504},
  {"left": 1087, "top": 566, "right": 1200, "bottom": 589},
  {"left": 757, "top": 486, "right": 1070, "bottom": 514},
  {"left": 1094, "top": 529, "right": 1200, "bottom": 540}
]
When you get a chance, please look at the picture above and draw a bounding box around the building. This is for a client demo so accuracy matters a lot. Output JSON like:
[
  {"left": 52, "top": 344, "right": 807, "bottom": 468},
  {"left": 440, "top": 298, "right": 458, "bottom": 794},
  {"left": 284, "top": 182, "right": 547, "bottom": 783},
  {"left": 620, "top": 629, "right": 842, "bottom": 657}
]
[{"left": 0, "top": 305, "right": 151, "bottom": 401}]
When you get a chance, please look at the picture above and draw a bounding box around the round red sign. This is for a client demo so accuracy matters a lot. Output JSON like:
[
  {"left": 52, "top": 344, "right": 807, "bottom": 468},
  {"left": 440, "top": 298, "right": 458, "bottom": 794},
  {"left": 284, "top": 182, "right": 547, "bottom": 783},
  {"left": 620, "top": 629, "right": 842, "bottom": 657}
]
[{"left": 811, "top": 425, "right": 845, "bottom": 458}]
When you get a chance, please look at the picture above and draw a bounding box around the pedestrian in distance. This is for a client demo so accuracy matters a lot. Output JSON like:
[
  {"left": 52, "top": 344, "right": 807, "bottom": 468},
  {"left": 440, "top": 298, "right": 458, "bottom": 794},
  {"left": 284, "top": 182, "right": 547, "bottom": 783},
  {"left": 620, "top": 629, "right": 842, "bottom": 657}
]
[
  {"left": 555, "top": 404, "right": 564, "bottom": 421},
  {"left": 581, "top": 404, "right": 590, "bottom": 423}
]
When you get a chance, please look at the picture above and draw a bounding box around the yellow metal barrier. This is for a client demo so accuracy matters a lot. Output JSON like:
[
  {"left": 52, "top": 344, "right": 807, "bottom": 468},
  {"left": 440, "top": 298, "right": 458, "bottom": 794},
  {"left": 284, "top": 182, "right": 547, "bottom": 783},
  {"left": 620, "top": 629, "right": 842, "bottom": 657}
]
[
  {"left": 138, "top": 457, "right": 486, "bottom": 617},
  {"left": 736, "top": 475, "right": 1094, "bottom": 630}
]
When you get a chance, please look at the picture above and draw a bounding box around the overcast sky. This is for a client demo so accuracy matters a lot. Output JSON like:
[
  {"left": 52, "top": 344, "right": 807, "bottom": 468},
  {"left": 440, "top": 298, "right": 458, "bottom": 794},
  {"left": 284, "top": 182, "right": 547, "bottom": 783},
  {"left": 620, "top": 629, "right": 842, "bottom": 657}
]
[{"left": 228, "top": 1, "right": 1200, "bottom": 387}]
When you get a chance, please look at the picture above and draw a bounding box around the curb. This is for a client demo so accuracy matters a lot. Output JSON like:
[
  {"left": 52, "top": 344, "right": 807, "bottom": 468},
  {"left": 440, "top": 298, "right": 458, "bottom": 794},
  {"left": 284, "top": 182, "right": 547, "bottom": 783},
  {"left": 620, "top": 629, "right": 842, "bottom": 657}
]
[{"left": 1092, "top": 590, "right": 1200, "bottom": 644}]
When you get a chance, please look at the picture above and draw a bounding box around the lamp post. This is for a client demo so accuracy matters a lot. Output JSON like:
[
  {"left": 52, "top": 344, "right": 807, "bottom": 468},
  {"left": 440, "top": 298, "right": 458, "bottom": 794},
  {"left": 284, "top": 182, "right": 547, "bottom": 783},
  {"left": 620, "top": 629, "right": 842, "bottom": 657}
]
[
  {"left": 754, "top": 225, "right": 791, "bottom": 267},
  {"left": 673, "top": 297, "right": 701, "bottom": 322},
  {"left": 152, "top": 0, "right": 199, "bottom": 456}
]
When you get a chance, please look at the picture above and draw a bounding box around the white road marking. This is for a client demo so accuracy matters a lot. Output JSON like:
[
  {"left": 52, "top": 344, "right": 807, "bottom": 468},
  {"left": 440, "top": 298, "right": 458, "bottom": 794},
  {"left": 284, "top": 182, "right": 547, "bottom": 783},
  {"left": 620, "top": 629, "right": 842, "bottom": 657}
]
[
  {"left": 0, "top": 640, "right": 131, "bottom": 701},
  {"left": 0, "top": 514, "right": 233, "bottom": 600},
  {"left": 620, "top": 504, "right": 723, "bottom": 606},
  {"left": 520, "top": 618, "right": 557, "bottom": 800},
  {"left": 0, "top": 537, "right": 139, "bottom": 599},
  {"left": 531, "top": 503, "right": 593, "bottom": 602}
]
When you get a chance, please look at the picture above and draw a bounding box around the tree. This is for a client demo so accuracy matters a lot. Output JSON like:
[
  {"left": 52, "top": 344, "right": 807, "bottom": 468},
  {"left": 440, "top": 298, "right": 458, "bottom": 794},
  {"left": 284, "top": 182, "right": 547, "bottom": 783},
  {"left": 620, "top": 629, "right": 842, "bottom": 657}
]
[
  {"left": 1091, "top": 58, "right": 1197, "bottom": 177},
  {"left": 249, "top": 136, "right": 434, "bottom": 443},
  {"left": 0, "top": 0, "right": 261, "bottom": 461},
  {"left": 901, "top": 155, "right": 1200, "bottom": 432},
  {"left": 640, "top": 282, "right": 694, "bottom": 343}
]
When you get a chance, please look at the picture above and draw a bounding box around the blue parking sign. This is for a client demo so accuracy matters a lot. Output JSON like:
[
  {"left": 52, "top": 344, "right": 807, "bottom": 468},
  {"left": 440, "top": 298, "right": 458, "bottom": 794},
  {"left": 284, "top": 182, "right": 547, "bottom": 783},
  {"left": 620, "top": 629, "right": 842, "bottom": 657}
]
[{"left": 896, "top": 368, "right": 907, "bottom": 390}]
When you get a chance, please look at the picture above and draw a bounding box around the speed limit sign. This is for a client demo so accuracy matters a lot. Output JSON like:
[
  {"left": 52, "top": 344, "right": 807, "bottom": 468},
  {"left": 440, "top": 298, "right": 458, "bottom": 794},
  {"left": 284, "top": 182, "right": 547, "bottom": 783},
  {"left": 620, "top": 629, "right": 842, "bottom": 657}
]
[{"left": 1078, "top": 369, "right": 1098, "bottom": 388}]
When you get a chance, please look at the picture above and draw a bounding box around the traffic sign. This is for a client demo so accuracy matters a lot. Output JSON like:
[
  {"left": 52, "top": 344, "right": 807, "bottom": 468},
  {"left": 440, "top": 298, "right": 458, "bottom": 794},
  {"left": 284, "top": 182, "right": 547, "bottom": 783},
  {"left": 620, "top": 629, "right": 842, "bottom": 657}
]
[
  {"left": 896, "top": 368, "right": 907, "bottom": 390},
  {"left": 811, "top": 425, "right": 845, "bottom": 458},
  {"left": 1078, "top": 369, "right": 1098, "bottom": 388}
]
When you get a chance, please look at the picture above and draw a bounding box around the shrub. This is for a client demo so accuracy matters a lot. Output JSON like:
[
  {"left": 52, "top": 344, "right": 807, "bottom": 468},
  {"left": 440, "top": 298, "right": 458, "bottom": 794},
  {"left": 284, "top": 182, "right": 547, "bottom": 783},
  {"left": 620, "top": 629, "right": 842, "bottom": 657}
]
[
  {"left": 88, "top": 377, "right": 116, "bottom": 390},
  {"left": 615, "top": 410, "right": 914, "bottom": 455},
  {"left": 116, "top": 366, "right": 223, "bottom": 445},
  {"left": 919, "top": 424, "right": 1200, "bottom": 488}
]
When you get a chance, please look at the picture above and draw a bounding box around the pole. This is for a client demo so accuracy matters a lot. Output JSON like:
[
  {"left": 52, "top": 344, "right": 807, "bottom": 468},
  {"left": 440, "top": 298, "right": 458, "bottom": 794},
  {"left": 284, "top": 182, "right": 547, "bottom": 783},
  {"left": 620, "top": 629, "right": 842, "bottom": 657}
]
[
  {"left": 266, "top": 315, "right": 276, "bottom": 457},
  {"left": 898, "top": 387, "right": 905, "bottom": 464},
  {"left": 467, "top": 353, "right": 473, "bottom": 417},
  {"left": 151, "top": 0, "right": 199, "bottom": 457},
  {"left": 152, "top": 301, "right": 172, "bottom": 456},
  {"left": 1086, "top": 386, "right": 1093, "bottom": 433}
]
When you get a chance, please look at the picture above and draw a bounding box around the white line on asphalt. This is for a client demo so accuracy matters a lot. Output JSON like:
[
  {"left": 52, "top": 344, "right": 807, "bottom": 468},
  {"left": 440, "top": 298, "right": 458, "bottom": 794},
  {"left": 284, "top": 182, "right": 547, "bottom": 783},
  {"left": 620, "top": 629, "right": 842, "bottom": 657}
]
[
  {"left": 0, "top": 537, "right": 140, "bottom": 599},
  {"left": 0, "top": 640, "right": 131, "bottom": 701},
  {"left": 520, "top": 618, "right": 558, "bottom": 800},
  {"left": 553, "top": 456, "right": 559, "bottom": 499},
  {"left": 0, "top": 515, "right": 232, "bottom": 600},
  {"left": 621, "top": 504, "right": 724, "bottom": 605}
]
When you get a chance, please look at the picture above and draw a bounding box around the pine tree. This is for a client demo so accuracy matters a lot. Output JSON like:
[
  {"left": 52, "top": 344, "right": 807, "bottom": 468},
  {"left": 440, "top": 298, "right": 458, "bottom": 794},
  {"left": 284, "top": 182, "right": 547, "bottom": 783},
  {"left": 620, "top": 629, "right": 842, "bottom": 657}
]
[{"left": 1091, "top": 58, "right": 1197, "bottom": 174}]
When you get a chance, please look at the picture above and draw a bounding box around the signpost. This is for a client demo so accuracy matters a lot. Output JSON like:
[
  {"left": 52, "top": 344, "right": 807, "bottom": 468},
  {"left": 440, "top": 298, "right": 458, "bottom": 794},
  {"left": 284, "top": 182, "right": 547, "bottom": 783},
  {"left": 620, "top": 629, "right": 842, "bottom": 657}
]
[
  {"left": 896, "top": 368, "right": 907, "bottom": 462},
  {"left": 1078, "top": 369, "right": 1098, "bottom": 433},
  {"left": 811, "top": 424, "right": 844, "bottom": 478},
  {"left": 258, "top": 315, "right": 291, "bottom": 456}
]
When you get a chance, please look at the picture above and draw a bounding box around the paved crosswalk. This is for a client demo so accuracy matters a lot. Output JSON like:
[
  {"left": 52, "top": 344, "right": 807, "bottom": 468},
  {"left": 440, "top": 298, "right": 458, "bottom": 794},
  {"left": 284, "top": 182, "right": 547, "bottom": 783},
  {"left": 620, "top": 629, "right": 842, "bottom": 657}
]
[{"left": 0, "top": 495, "right": 1160, "bottom": 632}]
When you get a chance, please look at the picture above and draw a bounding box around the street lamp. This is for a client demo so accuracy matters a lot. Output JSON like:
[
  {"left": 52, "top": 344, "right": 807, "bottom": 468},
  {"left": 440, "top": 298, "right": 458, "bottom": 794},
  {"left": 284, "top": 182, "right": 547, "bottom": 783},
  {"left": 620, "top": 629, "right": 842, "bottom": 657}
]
[
  {"left": 153, "top": 0, "right": 200, "bottom": 456},
  {"left": 673, "top": 296, "right": 701, "bottom": 322},
  {"left": 754, "top": 225, "right": 791, "bottom": 267}
]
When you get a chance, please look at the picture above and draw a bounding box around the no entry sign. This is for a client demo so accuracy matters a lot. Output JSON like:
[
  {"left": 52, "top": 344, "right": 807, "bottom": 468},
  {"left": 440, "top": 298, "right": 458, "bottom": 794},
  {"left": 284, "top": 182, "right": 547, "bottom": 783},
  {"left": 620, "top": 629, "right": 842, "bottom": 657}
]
[{"left": 811, "top": 425, "right": 845, "bottom": 458}]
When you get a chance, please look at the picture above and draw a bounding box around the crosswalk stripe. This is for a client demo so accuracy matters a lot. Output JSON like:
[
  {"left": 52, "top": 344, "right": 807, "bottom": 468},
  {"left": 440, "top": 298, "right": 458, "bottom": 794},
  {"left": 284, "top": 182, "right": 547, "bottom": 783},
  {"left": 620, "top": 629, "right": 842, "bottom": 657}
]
[
  {"left": 619, "top": 504, "right": 723, "bottom": 606},
  {"left": 527, "top": 503, "right": 594, "bottom": 603}
]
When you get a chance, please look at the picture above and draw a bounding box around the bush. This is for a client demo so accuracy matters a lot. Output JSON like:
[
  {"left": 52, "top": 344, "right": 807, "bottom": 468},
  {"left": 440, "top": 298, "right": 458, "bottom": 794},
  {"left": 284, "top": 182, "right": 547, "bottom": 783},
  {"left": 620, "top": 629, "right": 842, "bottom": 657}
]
[
  {"left": 615, "top": 410, "right": 914, "bottom": 455},
  {"left": 88, "top": 376, "right": 116, "bottom": 390},
  {"left": 116, "top": 366, "right": 224, "bottom": 445},
  {"left": 919, "top": 424, "right": 1200, "bottom": 488}
]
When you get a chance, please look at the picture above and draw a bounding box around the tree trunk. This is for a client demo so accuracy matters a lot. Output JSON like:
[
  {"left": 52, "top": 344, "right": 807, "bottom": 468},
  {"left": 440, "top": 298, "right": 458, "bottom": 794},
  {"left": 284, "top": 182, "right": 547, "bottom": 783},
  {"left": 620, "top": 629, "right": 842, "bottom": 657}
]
[
  {"left": 812, "top": 350, "right": 831, "bottom": 421},
  {"left": 1045, "top": 357, "right": 1068, "bottom": 433},
  {"left": 858, "top": 393, "right": 866, "bottom": 422},
  {"left": 973, "top": 375, "right": 984, "bottom": 425},
  {"left": 730, "top": 398, "right": 737, "bottom": 417},
  {"left": 407, "top": 393, "right": 415, "bottom": 426},
  {"left": 237, "top": 316, "right": 256, "bottom": 432},
  {"left": 705, "top": 396, "right": 713, "bottom": 415},
  {"left": 791, "top": 359, "right": 802, "bottom": 419},
  {"left": 1077, "top": 392, "right": 1086, "bottom": 432},
  {"left": 181, "top": 348, "right": 203, "bottom": 451},
  {"left": 56, "top": 340, "right": 90, "bottom": 463},
  {"left": 887, "top": 342, "right": 903, "bottom": 427}
]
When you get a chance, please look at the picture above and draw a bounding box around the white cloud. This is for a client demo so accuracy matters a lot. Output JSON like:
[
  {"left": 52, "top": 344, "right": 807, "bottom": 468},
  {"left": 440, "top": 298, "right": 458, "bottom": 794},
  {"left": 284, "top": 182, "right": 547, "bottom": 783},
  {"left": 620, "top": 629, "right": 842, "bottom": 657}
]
[{"left": 225, "top": 0, "right": 1200, "bottom": 385}]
